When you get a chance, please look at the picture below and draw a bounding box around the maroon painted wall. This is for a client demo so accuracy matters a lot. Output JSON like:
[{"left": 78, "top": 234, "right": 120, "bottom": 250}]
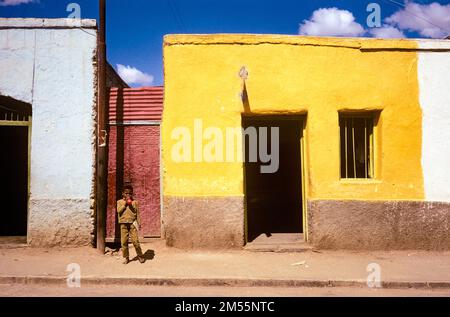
[{"left": 107, "top": 125, "right": 161, "bottom": 239}]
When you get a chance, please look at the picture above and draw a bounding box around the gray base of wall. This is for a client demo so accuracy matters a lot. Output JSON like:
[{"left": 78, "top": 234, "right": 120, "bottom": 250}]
[
  {"left": 163, "top": 196, "right": 245, "bottom": 249},
  {"left": 163, "top": 197, "right": 450, "bottom": 250},
  {"left": 308, "top": 200, "right": 450, "bottom": 250},
  {"left": 28, "top": 199, "right": 93, "bottom": 247}
]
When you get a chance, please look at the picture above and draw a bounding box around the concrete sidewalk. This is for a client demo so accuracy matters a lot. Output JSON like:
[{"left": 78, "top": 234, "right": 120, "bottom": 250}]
[{"left": 1, "top": 240, "right": 450, "bottom": 290}]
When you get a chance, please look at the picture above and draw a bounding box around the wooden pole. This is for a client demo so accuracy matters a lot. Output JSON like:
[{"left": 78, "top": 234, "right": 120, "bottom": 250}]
[{"left": 96, "top": 0, "right": 107, "bottom": 254}]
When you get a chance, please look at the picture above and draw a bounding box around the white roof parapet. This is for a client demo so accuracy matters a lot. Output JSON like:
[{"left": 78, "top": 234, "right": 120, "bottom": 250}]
[{"left": 0, "top": 18, "right": 97, "bottom": 29}]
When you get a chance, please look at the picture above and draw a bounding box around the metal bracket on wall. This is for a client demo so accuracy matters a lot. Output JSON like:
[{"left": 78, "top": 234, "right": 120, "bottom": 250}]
[{"left": 99, "top": 129, "right": 108, "bottom": 147}]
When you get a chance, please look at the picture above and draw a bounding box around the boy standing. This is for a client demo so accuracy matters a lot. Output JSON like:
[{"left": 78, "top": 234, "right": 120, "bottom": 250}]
[{"left": 117, "top": 184, "right": 145, "bottom": 264}]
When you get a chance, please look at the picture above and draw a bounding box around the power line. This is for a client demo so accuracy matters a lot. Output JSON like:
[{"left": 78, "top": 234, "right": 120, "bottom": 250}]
[
  {"left": 380, "top": 0, "right": 450, "bottom": 36},
  {"left": 173, "top": 0, "right": 186, "bottom": 31},
  {"left": 167, "top": 0, "right": 186, "bottom": 32}
]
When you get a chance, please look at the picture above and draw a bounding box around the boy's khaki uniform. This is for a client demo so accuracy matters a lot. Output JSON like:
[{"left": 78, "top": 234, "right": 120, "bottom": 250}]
[{"left": 117, "top": 199, "right": 143, "bottom": 259}]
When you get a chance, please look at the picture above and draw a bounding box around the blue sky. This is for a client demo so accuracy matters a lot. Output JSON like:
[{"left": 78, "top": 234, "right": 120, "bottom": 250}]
[{"left": 1, "top": 0, "right": 449, "bottom": 86}]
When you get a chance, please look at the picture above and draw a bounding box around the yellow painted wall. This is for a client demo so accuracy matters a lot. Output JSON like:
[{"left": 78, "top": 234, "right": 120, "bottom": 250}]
[{"left": 162, "top": 34, "right": 424, "bottom": 200}]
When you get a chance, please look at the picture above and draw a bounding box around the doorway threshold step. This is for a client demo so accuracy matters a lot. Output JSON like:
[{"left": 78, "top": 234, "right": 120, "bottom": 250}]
[
  {"left": 244, "top": 243, "right": 313, "bottom": 252},
  {"left": 244, "top": 233, "right": 313, "bottom": 252},
  {"left": 0, "top": 236, "right": 28, "bottom": 249}
]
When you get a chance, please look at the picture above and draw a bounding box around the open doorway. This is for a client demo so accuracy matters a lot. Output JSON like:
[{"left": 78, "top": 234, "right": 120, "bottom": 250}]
[
  {"left": 243, "top": 115, "right": 304, "bottom": 245},
  {"left": 0, "top": 96, "right": 32, "bottom": 237}
]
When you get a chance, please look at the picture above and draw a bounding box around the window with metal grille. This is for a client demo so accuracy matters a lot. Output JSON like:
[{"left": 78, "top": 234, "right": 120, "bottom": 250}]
[{"left": 339, "top": 113, "right": 375, "bottom": 179}]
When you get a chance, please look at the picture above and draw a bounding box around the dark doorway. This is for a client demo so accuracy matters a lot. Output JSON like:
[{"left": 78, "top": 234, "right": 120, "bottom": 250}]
[
  {"left": 243, "top": 116, "right": 303, "bottom": 243},
  {"left": 0, "top": 126, "right": 28, "bottom": 236}
]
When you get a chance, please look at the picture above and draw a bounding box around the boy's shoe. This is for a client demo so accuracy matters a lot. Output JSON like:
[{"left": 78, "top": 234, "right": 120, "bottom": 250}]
[
  {"left": 138, "top": 256, "right": 146, "bottom": 264},
  {"left": 122, "top": 257, "right": 129, "bottom": 265}
]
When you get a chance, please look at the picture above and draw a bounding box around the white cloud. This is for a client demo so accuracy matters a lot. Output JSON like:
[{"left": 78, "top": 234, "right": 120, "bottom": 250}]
[
  {"left": 386, "top": 1, "right": 450, "bottom": 38},
  {"left": 369, "top": 25, "right": 406, "bottom": 38},
  {"left": 116, "top": 64, "right": 154, "bottom": 86},
  {"left": 0, "top": 0, "right": 35, "bottom": 6},
  {"left": 299, "top": 7, "right": 365, "bottom": 37}
]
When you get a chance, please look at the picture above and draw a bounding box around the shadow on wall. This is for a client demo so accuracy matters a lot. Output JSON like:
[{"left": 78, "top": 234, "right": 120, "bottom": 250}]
[
  {"left": 115, "top": 88, "right": 124, "bottom": 242},
  {"left": 242, "top": 81, "right": 251, "bottom": 113}
]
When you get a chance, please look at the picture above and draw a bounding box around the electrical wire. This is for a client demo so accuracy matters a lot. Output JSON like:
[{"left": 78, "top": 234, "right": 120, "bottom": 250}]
[
  {"left": 380, "top": 0, "right": 450, "bottom": 36},
  {"left": 167, "top": 0, "right": 186, "bottom": 32}
]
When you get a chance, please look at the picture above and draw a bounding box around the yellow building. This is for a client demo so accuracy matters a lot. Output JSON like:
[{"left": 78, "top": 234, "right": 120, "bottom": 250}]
[{"left": 162, "top": 34, "right": 450, "bottom": 250}]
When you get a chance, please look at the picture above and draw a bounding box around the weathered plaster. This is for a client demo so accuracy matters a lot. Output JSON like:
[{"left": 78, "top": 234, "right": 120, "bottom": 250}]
[
  {"left": 0, "top": 19, "right": 97, "bottom": 246},
  {"left": 162, "top": 34, "right": 424, "bottom": 200},
  {"left": 308, "top": 200, "right": 450, "bottom": 250},
  {"left": 0, "top": 18, "right": 96, "bottom": 29},
  {"left": 418, "top": 41, "right": 450, "bottom": 203},
  {"left": 162, "top": 35, "right": 450, "bottom": 249},
  {"left": 163, "top": 196, "right": 245, "bottom": 249},
  {"left": 28, "top": 199, "right": 92, "bottom": 246}
]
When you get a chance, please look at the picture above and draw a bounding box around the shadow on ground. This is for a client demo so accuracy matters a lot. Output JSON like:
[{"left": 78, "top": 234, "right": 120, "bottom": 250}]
[{"left": 131, "top": 249, "right": 155, "bottom": 263}]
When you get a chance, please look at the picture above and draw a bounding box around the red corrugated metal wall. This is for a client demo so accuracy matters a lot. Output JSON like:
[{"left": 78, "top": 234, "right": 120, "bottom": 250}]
[
  {"left": 109, "top": 87, "right": 163, "bottom": 122},
  {"left": 107, "top": 87, "right": 163, "bottom": 240}
]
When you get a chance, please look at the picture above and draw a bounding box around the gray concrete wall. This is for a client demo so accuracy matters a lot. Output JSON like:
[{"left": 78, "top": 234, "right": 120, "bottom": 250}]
[
  {"left": 163, "top": 196, "right": 245, "bottom": 249},
  {"left": 163, "top": 197, "right": 450, "bottom": 250},
  {"left": 308, "top": 200, "right": 450, "bottom": 250}
]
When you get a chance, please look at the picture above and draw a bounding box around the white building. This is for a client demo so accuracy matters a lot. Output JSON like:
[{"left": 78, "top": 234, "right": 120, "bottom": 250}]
[{"left": 0, "top": 18, "right": 125, "bottom": 246}]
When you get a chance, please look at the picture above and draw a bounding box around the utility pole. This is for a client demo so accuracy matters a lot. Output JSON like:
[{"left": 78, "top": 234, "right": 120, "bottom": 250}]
[{"left": 96, "top": 0, "right": 107, "bottom": 254}]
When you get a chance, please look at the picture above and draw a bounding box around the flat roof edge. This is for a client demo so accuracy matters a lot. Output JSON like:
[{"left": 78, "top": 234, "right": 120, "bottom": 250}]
[
  {"left": 0, "top": 18, "right": 97, "bottom": 29},
  {"left": 163, "top": 34, "right": 450, "bottom": 51}
]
